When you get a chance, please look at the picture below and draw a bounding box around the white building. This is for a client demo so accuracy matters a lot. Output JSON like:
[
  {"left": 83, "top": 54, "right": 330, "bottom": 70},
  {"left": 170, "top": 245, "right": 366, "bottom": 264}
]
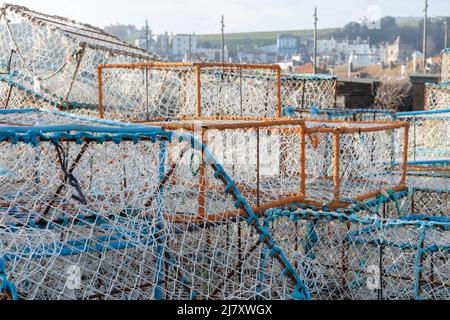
[
  {"left": 277, "top": 34, "right": 300, "bottom": 57},
  {"left": 172, "top": 33, "right": 197, "bottom": 56},
  {"left": 156, "top": 32, "right": 172, "bottom": 54},
  {"left": 338, "top": 37, "right": 371, "bottom": 60},
  {"left": 193, "top": 48, "right": 229, "bottom": 62},
  {"left": 134, "top": 37, "right": 156, "bottom": 51},
  {"left": 317, "top": 37, "right": 338, "bottom": 54},
  {"left": 237, "top": 50, "right": 276, "bottom": 64},
  {"left": 318, "top": 37, "right": 374, "bottom": 65}
]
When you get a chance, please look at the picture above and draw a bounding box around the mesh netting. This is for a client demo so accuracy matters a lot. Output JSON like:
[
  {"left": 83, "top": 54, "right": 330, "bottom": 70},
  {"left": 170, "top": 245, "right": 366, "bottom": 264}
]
[
  {"left": 286, "top": 108, "right": 449, "bottom": 164},
  {"left": 140, "top": 118, "right": 409, "bottom": 210},
  {"left": 397, "top": 111, "right": 450, "bottom": 162},
  {"left": 265, "top": 194, "right": 449, "bottom": 300},
  {"left": 0, "top": 4, "right": 158, "bottom": 112},
  {"left": 0, "top": 76, "right": 70, "bottom": 110},
  {"left": 97, "top": 63, "right": 281, "bottom": 121},
  {"left": 147, "top": 118, "right": 303, "bottom": 211},
  {"left": 425, "top": 83, "right": 450, "bottom": 111},
  {"left": 405, "top": 166, "right": 449, "bottom": 217},
  {"left": 281, "top": 74, "right": 337, "bottom": 112},
  {"left": 302, "top": 120, "right": 408, "bottom": 208},
  {"left": 97, "top": 63, "right": 337, "bottom": 122},
  {"left": 0, "top": 110, "right": 309, "bottom": 300},
  {"left": 442, "top": 50, "right": 450, "bottom": 82}
]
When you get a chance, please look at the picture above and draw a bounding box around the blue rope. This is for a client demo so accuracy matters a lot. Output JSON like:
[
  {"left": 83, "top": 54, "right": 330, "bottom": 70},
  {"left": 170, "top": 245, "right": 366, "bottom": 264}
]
[
  {"left": 153, "top": 141, "right": 167, "bottom": 300},
  {"left": 0, "top": 260, "right": 18, "bottom": 300},
  {"left": 413, "top": 226, "right": 427, "bottom": 300}
]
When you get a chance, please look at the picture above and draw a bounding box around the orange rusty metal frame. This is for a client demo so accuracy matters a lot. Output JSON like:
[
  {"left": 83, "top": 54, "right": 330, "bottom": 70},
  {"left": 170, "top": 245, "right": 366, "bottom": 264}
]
[
  {"left": 138, "top": 118, "right": 410, "bottom": 221},
  {"left": 304, "top": 122, "right": 409, "bottom": 207},
  {"left": 98, "top": 62, "right": 283, "bottom": 119},
  {"left": 152, "top": 118, "right": 306, "bottom": 223}
]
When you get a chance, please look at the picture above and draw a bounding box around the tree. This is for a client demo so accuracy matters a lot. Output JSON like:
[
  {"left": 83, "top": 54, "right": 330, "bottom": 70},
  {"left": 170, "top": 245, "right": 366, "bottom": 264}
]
[{"left": 374, "top": 77, "right": 414, "bottom": 111}]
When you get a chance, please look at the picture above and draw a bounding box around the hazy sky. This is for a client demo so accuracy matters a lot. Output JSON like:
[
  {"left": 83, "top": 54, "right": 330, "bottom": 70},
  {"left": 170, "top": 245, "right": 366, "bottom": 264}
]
[{"left": 1, "top": 0, "right": 449, "bottom": 34}]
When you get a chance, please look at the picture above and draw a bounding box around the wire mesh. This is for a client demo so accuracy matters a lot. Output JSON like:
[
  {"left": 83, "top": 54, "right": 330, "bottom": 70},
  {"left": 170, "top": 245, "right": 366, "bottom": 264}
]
[
  {"left": 0, "top": 110, "right": 308, "bottom": 300},
  {"left": 0, "top": 4, "right": 158, "bottom": 112}
]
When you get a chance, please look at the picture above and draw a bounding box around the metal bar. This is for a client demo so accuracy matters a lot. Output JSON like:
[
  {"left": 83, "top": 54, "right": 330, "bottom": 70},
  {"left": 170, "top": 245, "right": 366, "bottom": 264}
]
[
  {"left": 276, "top": 66, "right": 282, "bottom": 117},
  {"left": 196, "top": 64, "right": 202, "bottom": 117},
  {"left": 3, "top": 84, "right": 13, "bottom": 109},
  {"left": 401, "top": 126, "right": 410, "bottom": 186},
  {"left": 97, "top": 66, "right": 104, "bottom": 118},
  {"left": 197, "top": 128, "right": 207, "bottom": 218},
  {"left": 332, "top": 130, "right": 341, "bottom": 203}
]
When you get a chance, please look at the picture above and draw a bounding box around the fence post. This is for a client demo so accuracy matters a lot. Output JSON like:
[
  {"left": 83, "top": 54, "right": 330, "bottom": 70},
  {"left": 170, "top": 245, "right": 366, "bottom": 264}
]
[
  {"left": 333, "top": 129, "right": 341, "bottom": 204},
  {"left": 97, "top": 65, "right": 104, "bottom": 118},
  {"left": 401, "top": 125, "right": 409, "bottom": 186},
  {"left": 299, "top": 124, "right": 306, "bottom": 197},
  {"left": 276, "top": 66, "right": 282, "bottom": 117},
  {"left": 196, "top": 64, "right": 202, "bottom": 117},
  {"left": 198, "top": 127, "right": 207, "bottom": 218}
]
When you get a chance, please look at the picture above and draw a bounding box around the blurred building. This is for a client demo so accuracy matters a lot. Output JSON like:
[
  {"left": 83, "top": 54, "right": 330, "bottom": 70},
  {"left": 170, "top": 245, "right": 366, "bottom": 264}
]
[
  {"left": 172, "top": 33, "right": 197, "bottom": 57},
  {"left": 277, "top": 34, "right": 300, "bottom": 58}
]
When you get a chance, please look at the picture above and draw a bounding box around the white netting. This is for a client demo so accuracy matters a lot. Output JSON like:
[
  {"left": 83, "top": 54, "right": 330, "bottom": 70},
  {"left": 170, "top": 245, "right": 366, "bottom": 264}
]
[
  {"left": 97, "top": 64, "right": 338, "bottom": 122},
  {"left": 425, "top": 83, "right": 450, "bottom": 111},
  {"left": 442, "top": 50, "right": 450, "bottom": 82},
  {"left": 281, "top": 75, "right": 337, "bottom": 111},
  {"left": 266, "top": 198, "right": 449, "bottom": 300},
  {"left": 0, "top": 76, "right": 56, "bottom": 110},
  {"left": 147, "top": 118, "right": 304, "bottom": 210},
  {"left": 288, "top": 109, "right": 448, "bottom": 164},
  {"left": 397, "top": 113, "right": 450, "bottom": 162},
  {"left": 302, "top": 120, "right": 407, "bottom": 207},
  {"left": 0, "top": 110, "right": 309, "bottom": 300},
  {"left": 97, "top": 63, "right": 281, "bottom": 121},
  {"left": 143, "top": 118, "right": 408, "bottom": 210},
  {"left": 0, "top": 4, "right": 159, "bottom": 112},
  {"left": 405, "top": 166, "right": 449, "bottom": 217}
]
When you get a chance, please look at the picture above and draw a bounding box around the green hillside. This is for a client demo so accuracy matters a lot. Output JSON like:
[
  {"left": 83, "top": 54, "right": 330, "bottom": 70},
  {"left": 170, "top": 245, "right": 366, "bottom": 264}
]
[{"left": 197, "top": 28, "right": 339, "bottom": 52}]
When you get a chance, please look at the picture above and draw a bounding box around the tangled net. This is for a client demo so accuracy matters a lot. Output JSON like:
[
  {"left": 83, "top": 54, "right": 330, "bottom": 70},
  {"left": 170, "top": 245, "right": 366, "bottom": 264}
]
[
  {"left": 0, "top": 4, "right": 158, "bottom": 111},
  {"left": 0, "top": 109, "right": 311, "bottom": 300}
]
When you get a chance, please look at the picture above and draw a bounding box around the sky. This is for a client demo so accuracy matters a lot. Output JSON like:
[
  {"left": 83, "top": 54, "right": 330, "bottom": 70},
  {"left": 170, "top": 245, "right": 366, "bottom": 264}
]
[{"left": 1, "top": 0, "right": 449, "bottom": 34}]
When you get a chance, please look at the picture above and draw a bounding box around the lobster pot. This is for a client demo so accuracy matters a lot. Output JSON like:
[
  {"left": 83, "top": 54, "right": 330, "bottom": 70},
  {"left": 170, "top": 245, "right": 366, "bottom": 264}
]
[
  {"left": 281, "top": 74, "right": 337, "bottom": 111},
  {"left": 0, "top": 110, "right": 307, "bottom": 300},
  {"left": 301, "top": 120, "right": 408, "bottom": 208},
  {"left": 0, "top": 4, "right": 157, "bottom": 111},
  {"left": 98, "top": 63, "right": 281, "bottom": 121},
  {"left": 442, "top": 50, "right": 450, "bottom": 82},
  {"left": 266, "top": 206, "right": 449, "bottom": 300},
  {"left": 425, "top": 83, "right": 450, "bottom": 111},
  {"left": 397, "top": 112, "right": 450, "bottom": 162}
]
